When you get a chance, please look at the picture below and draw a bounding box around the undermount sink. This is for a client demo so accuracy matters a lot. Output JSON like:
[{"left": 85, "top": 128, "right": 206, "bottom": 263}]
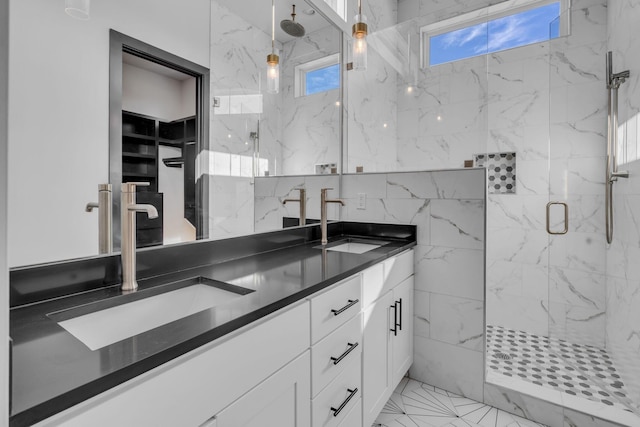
[
  {"left": 51, "top": 277, "right": 253, "bottom": 351},
  {"left": 315, "top": 238, "right": 389, "bottom": 254}
]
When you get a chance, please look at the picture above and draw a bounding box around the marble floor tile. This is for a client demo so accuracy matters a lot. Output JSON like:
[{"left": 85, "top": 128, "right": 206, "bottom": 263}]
[{"left": 373, "top": 378, "right": 546, "bottom": 427}]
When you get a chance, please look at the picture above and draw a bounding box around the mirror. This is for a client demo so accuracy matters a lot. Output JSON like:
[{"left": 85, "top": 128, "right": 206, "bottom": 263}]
[
  {"left": 8, "top": 0, "right": 343, "bottom": 268},
  {"left": 109, "top": 30, "right": 210, "bottom": 251}
]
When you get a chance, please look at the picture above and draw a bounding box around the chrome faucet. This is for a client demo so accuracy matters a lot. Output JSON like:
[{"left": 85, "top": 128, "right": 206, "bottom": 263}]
[
  {"left": 121, "top": 182, "right": 159, "bottom": 292},
  {"left": 282, "top": 188, "right": 306, "bottom": 226},
  {"left": 85, "top": 184, "right": 113, "bottom": 254},
  {"left": 320, "top": 188, "right": 344, "bottom": 245}
]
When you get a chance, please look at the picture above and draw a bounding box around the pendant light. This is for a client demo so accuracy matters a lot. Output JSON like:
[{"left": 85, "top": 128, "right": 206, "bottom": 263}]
[
  {"left": 266, "top": 0, "right": 280, "bottom": 94},
  {"left": 352, "top": 0, "right": 368, "bottom": 70},
  {"left": 65, "top": 0, "right": 90, "bottom": 20}
]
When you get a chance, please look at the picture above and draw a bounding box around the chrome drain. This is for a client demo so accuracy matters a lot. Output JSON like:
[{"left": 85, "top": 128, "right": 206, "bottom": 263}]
[{"left": 494, "top": 352, "right": 512, "bottom": 360}]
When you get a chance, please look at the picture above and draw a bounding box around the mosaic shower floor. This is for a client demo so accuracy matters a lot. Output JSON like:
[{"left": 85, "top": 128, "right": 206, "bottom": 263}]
[
  {"left": 486, "top": 324, "right": 639, "bottom": 425},
  {"left": 373, "top": 378, "right": 545, "bottom": 427}
]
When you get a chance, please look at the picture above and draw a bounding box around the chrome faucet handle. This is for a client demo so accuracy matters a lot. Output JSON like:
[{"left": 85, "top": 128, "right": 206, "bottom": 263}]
[{"left": 121, "top": 182, "right": 150, "bottom": 193}]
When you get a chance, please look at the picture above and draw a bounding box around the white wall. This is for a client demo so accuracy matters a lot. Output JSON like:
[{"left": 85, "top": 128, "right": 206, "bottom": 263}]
[
  {"left": 122, "top": 63, "right": 195, "bottom": 121},
  {"left": 8, "top": 0, "right": 210, "bottom": 267},
  {"left": 1, "top": 0, "right": 9, "bottom": 423}
]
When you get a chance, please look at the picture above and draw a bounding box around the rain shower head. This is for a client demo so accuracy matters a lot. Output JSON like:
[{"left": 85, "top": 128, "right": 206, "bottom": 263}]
[{"left": 281, "top": 5, "right": 305, "bottom": 37}]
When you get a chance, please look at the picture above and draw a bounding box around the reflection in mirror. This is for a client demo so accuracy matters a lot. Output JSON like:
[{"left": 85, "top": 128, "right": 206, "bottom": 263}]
[
  {"left": 8, "top": 0, "right": 211, "bottom": 267},
  {"left": 209, "top": 0, "right": 343, "bottom": 239},
  {"left": 109, "top": 30, "right": 210, "bottom": 252}
]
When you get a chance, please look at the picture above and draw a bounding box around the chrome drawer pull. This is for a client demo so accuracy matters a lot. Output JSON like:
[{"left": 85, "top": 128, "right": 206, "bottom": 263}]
[
  {"left": 331, "top": 299, "right": 359, "bottom": 316},
  {"left": 330, "top": 387, "right": 358, "bottom": 417},
  {"left": 330, "top": 342, "right": 359, "bottom": 365}
]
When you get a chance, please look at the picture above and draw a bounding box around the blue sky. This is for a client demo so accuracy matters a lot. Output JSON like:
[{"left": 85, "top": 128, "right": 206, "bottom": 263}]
[
  {"left": 306, "top": 63, "right": 340, "bottom": 96},
  {"left": 430, "top": 2, "right": 561, "bottom": 66}
]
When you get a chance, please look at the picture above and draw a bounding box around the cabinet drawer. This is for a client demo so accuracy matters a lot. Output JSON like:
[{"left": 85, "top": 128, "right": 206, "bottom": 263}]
[
  {"left": 310, "top": 275, "right": 361, "bottom": 344},
  {"left": 383, "top": 250, "right": 413, "bottom": 290},
  {"left": 311, "top": 313, "right": 362, "bottom": 397},
  {"left": 338, "top": 399, "right": 361, "bottom": 427},
  {"left": 312, "top": 356, "right": 361, "bottom": 427}
]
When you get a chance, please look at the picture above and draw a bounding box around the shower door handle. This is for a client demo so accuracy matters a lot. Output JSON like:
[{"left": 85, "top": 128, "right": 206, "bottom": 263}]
[{"left": 546, "top": 202, "right": 568, "bottom": 235}]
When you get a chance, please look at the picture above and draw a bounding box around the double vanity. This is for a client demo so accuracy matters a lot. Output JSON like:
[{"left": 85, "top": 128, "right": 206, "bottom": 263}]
[{"left": 9, "top": 221, "right": 416, "bottom": 427}]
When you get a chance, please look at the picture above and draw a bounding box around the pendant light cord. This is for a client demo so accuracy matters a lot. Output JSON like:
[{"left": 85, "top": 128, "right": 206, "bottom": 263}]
[{"left": 271, "top": 0, "right": 276, "bottom": 54}]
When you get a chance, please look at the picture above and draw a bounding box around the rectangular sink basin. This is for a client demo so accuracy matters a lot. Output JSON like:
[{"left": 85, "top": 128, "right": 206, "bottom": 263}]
[
  {"left": 52, "top": 277, "right": 252, "bottom": 351},
  {"left": 325, "top": 242, "right": 382, "bottom": 254},
  {"left": 315, "top": 238, "right": 389, "bottom": 254}
]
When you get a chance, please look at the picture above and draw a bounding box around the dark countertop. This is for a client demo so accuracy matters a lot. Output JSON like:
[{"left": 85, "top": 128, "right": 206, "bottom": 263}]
[{"left": 10, "top": 223, "right": 416, "bottom": 426}]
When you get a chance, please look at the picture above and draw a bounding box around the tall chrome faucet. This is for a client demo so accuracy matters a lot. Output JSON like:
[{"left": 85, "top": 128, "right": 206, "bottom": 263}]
[
  {"left": 121, "top": 182, "right": 159, "bottom": 292},
  {"left": 282, "top": 188, "right": 306, "bottom": 226},
  {"left": 320, "top": 188, "right": 344, "bottom": 245}
]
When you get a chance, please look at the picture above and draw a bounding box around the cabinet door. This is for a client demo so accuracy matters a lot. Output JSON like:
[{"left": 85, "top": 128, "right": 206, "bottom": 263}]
[
  {"left": 392, "top": 276, "right": 414, "bottom": 386},
  {"left": 362, "top": 290, "right": 393, "bottom": 427},
  {"left": 215, "top": 351, "right": 311, "bottom": 427}
]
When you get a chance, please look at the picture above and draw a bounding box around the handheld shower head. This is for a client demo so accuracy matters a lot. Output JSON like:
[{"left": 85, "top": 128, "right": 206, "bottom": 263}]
[{"left": 281, "top": 5, "right": 305, "bottom": 37}]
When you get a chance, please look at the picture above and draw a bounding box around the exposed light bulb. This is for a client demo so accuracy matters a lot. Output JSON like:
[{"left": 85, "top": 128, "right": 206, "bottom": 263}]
[
  {"left": 266, "top": 0, "right": 280, "bottom": 94},
  {"left": 266, "top": 55, "right": 280, "bottom": 94},
  {"left": 352, "top": 14, "right": 368, "bottom": 71}
]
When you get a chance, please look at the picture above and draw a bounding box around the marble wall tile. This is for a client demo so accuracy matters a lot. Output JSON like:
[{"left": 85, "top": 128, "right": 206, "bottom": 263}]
[
  {"left": 411, "top": 336, "right": 485, "bottom": 402},
  {"left": 415, "top": 245, "right": 484, "bottom": 301},
  {"left": 486, "top": 228, "right": 549, "bottom": 266},
  {"left": 414, "top": 289, "right": 430, "bottom": 339},
  {"left": 486, "top": 292, "right": 548, "bottom": 337},
  {"left": 483, "top": 382, "right": 565, "bottom": 427},
  {"left": 548, "top": 232, "right": 606, "bottom": 274},
  {"left": 430, "top": 293, "right": 484, "bottom": 351},
  {"left": 431, "top": 200, "right": 484, "bottom": 249}
]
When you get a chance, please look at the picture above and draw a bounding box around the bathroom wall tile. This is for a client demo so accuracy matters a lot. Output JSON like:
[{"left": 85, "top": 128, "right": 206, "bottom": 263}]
[
  {"left": 430, "top": 200, "right": 484, "bottom": 249},
  {"left": 413, "top": 289, "right": 430, "bottom": 339},
  {"left": 486, "top": 228, "right": 549, "bottom": 266},
  {"left": 430, "top": 293, "right": 484, "bottom": 351},
  {"left": 548, "top": 301, "right": 605, "bottom": 347},
  {"left": 483, "top": 382, "right": 565, "bottom": 427},
  {"left": 549, "top": 42, "right": 606, "bottom": 88},
  {"left": 415, "top": 246, "right": 484, "bottom": 301},
  {"left": 549, "top": 265, "right": 605, "bottom": 307},
  {"left": 550, "top": 122, "right": 606, "bottom": 160},
  {"left": 341, "top": 173, "right": 387, "bottom": 199},
  {"left": 486, "top": 259, "right": 523, "bottom": 299},
  {"left": 486, "top": 292, "right": 548, "bottom": 336},
  {"left": 563, "top": 408, "right": 631, "bottom": 427},
  {"left": 548, "top": 231, "right": 606, "bottom": 274},
  {"left": 411, "top": 336, "right": 484, "bottom": 402},
  {"left": 515, "top": 160, "right": 550, "bottom": 196}
]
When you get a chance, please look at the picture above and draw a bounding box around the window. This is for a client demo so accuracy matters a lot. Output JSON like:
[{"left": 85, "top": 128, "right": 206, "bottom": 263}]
[
  {"left": 295, "top": 53, "right": 340, "bottom": 97},
  {"left": 422, "top": 0, "right": 569, "bottom": 67}
]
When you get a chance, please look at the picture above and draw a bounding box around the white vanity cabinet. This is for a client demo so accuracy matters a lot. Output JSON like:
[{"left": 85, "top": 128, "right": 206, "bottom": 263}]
[
  {"left": 362, "top": 250, "right": 414, "bottom": 427},
  {"left": 213, "top": 351, "right": 311, "bottom": 427},
  {"left": 33, "top": 248, "right": 413, "bottom": 427},
  {"left": 34, "top": 302, "right": 311, "bottom": 427}
]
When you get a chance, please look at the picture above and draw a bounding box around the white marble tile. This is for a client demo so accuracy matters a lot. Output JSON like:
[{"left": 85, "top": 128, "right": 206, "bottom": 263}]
[
  {"left": 413, "top": 290, "right": 430, "bottom": 339},
  {"left": 415, "top": 245, "right": 484, "bottom": 301},
  {"left": 431, "top": 200, "right": 484, "bottom": 249},
  {"left": 486, "top": 228, "right": 549, "bottom": 266},
  {"left": 483, "top": 381, "right": 565, "bottom": 427},
  {"left": 486, "top": 292, "right": 548, "bottom": 337},
  {"left": 430, "top": 293, "right": 484, "bottom": 351},
  {"left": 341, "top": 173, "right": 387, "bottom": 199},
  {"left": 548, "top": 232, "right": 606, "bottom": 274},
  {"left": 410, "top": 336, "right": 484, "bottom": 402},
  {"left": 548, "top": 266, "right": 605, "bottom": 310}
]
